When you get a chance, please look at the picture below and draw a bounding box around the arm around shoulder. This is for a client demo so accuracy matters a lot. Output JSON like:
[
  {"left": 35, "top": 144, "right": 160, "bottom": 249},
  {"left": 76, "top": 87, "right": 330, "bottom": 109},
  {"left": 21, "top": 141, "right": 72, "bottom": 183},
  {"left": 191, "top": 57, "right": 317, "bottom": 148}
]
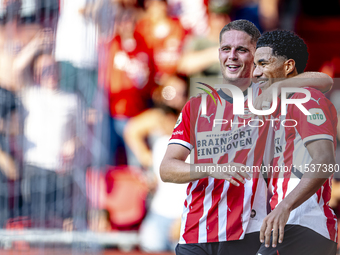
[{"left": 278, "top": 71, "right": 333, "bottom": 93}]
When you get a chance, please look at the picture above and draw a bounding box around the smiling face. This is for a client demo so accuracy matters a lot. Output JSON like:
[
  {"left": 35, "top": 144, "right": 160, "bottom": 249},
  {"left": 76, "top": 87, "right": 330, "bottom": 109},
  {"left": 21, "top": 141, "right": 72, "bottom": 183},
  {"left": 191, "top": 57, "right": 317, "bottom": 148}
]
[
  {"left": 253, "top": 46, "right": 287, "bottom": 90},
  {"left": 219, "top": 29, "right": 256, "bottom": 89}
]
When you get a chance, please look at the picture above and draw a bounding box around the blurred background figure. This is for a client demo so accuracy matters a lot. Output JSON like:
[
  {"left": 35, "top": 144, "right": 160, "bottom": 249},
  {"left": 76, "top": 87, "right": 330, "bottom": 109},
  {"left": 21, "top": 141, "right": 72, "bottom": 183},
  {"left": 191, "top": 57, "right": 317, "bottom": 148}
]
[
  {"left": 106, "top": 6, "right": 156, "bottom": 167},
  {"left": 228, "top": 0, "right": 264, "bottom": 32},
  {"left": 167, "top": 0, "right": 208, "bottom": 36},
  {"left": 18, "top": 48, "right": 86, "bottom": 229},
  {"left": 177, "top": 2, "right": 230, "bottom": 78},
  {"left": 55, "top": 0, "right": 98, "bottom": 109},
  {"left": 176, "top": 0, "right": 230, "bottom": 98},
  {"left": 135, "top": 0, "right": 185, "bottom": 84},
  {"left": 10, "top": 25, "right": 87, "bottom": 230},
  {"left": 0, "top": 0, "right": 40, "bottom": 94},
  {"left": 56, "top": 0, "right": 113, "bottom": 175},
  {"left": 124, "top": 75, "right": 188, "bottom": 252},
  {"left": 0, "top": 0, "right": 41, "bottom": 229}
]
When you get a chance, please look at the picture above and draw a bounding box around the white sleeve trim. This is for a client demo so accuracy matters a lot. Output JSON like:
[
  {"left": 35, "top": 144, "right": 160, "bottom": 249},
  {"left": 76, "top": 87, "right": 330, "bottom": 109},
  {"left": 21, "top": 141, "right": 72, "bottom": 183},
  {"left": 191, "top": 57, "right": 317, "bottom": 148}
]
[
  {"left": 169, "top": 139, "right": 194, "bottom": 151},
  {"left": 303, "top": 134, "right": 333, "bottom": 146}
]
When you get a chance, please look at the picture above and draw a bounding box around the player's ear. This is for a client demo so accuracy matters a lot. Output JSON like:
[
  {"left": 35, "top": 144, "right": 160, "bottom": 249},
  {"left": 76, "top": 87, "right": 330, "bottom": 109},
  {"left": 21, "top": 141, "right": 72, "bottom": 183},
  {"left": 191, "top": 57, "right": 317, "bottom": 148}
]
[{"left": 284, "top": 59, "right": 296, "bottom": 76}]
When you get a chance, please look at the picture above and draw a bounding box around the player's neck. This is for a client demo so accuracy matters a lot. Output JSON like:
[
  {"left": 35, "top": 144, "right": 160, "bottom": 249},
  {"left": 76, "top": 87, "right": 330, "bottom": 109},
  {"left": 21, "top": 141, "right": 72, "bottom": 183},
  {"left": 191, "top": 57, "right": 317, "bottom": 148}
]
[{"left": 220, "top": 78, "right": 252, "bottom": 97}]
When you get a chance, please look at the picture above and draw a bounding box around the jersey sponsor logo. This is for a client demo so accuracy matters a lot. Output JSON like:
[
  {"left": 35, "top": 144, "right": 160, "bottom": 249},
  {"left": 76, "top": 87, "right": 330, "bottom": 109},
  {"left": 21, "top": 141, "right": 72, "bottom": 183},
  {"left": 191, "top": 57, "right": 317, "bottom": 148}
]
[
  {"left": 173, "top": 130, "right": 183, "bottom": 135},
  {"left": 310, "top": 97, "right": 321, "bottom": 105},
  {"left": 196, "top": 129, "right": 253, "bottom": 159},
  {"left": 174, "top": 113, "right": 182, "bottom": 129},
  {"left": 307, "top": 108, "right": 326, "bottom": 126}
]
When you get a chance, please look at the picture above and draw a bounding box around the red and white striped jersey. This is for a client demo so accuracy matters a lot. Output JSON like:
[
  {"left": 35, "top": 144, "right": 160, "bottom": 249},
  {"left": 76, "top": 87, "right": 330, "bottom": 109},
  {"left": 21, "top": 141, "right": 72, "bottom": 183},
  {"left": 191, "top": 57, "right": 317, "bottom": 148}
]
[
  {"left": 169, "top": 83, "right": 271, "bottom": 244},
  {"left": 270, "top": 87, "right": 338, "bottom": 242}
]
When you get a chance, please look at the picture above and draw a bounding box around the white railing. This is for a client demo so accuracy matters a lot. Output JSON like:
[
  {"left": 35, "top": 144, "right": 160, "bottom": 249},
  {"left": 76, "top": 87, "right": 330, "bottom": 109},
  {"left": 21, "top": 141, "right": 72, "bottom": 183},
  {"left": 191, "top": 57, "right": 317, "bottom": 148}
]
[{"left": 0, "top": 230, "right": 139, "bottom": 251}]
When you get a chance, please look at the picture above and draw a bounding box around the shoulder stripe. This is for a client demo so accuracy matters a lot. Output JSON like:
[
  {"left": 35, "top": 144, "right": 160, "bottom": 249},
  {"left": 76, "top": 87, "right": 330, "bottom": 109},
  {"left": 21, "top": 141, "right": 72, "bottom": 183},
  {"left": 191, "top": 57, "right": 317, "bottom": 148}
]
[
  {"left": 169, "top": 139, "right": 194, "bottom": 150},
  {"left": 302, "top": 134, "right": 333, "bottom": 146}
]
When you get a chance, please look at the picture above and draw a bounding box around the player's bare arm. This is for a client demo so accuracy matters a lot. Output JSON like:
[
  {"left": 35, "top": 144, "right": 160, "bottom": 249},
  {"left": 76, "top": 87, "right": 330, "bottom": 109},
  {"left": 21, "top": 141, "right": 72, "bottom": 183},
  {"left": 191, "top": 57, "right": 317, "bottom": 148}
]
[
  {"left": 260, "top": 139, "right": 335, "bottom": 248},
  {"left": 13, "top": 29, "right": 53, "bottom": 85},
  {"left": 160, "top": 144, "right": 250, "bottom": 186},
  {"left": 253, "top": 72, "right": 333, "bottom": 111},
  {"left": 124, "top": 109, "right": 162, "bottom": 169}
]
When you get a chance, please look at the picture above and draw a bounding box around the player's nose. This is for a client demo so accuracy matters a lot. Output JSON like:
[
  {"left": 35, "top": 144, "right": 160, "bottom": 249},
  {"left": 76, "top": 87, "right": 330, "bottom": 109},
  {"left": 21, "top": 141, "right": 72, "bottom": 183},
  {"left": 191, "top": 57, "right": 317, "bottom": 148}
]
[
  {"left": 253, "top": 65, "right": 262, "bottom": 78},
  {"left": 228, "top": 48, "right": 238, "bottom": 60}
]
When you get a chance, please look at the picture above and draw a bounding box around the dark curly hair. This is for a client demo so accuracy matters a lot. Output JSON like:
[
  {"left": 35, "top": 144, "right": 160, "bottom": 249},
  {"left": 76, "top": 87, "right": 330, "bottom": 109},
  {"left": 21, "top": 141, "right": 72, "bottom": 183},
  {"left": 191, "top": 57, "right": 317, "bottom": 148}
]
[
  {"left": 219, "top": 19, "right": 261, "bottom": 44},
  {"left": 256, "top": 30, "right": 309, "bottom": 74}
]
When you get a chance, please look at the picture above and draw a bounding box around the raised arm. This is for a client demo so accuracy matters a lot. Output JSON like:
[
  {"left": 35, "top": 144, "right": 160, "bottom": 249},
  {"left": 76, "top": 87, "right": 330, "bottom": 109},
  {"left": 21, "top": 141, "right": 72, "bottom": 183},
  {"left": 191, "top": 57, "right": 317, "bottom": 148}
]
[{"left": 13, "top": 29, "right": 53, "bottom": 86}]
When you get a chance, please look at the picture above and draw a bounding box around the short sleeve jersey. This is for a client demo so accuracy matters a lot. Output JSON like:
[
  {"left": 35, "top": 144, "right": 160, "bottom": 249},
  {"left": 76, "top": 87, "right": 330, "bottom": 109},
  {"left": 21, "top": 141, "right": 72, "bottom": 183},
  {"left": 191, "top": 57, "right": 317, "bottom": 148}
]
[
  {"left": 169, "top": 83, "right": 272, "bottom": 244},
  {"left": 270, "top": 87, "right": 338, "bottom": 242}
]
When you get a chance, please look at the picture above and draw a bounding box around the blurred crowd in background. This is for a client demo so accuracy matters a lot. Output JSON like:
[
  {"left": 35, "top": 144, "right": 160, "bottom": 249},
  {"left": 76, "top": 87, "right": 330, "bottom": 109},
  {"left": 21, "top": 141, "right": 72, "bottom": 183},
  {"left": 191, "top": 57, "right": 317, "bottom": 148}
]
[{"left": 0, "top": 0, "right": 340, "bottom": 252}]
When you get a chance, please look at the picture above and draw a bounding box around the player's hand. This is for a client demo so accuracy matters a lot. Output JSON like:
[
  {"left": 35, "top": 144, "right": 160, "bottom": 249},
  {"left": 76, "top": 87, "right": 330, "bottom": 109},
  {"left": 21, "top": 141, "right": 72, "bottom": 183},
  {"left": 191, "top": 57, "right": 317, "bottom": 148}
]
[
  {"left": 144, "top": 171, "right": 158, "bottom": 194},
  {"left": 139, "top": 151, "right": 153, "bottom": 169},
  {"left": 32, "top": 28, "right": 54, "bottom": 51},
  {"left": 260, "top": 201, "right": 291, "bottom": 248},
  {"left": 208, "top": 162, "right": 250, "bottom": 186}
]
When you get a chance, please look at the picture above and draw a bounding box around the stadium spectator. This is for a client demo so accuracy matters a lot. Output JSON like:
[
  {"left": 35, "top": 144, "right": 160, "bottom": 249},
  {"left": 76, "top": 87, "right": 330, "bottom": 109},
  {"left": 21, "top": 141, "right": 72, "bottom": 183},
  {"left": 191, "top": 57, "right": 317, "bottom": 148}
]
[
  {"left": 55, "top": 0, "right": 98, "bottom": 109},
  {"left": 15, "top": 40, "right": 86, "bottom": 229},
  {"left": 0, "top": 0, "right": 41, "bottom": 229},
  {"left": 177, "top": 3, "right": 230, "bottom": 78},
  {"left": 135, "top": 0, "right": 185, "bottom": 84},
  {"left": 167, "top": 0, "right": 209, "bottom": 36},
  {"left": 106, "top": 6, "right": 156, "bottom": 166}
]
